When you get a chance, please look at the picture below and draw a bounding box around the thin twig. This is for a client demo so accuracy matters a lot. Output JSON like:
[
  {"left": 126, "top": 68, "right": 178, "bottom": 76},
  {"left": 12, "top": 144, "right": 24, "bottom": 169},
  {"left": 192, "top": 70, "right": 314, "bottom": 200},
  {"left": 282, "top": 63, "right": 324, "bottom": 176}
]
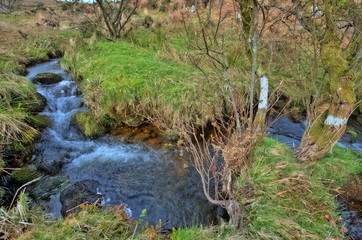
[{"left": 9, "top": 177, "right": 42, "bottom": 209}]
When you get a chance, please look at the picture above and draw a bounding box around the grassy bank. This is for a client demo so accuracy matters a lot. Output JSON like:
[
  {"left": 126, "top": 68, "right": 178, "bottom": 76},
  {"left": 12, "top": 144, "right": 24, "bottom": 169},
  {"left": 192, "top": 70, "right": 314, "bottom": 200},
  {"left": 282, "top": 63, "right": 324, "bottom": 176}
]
[
  {"left": 62, "top": 38, "right": 227, "bottom": 131},
  {"left": 240, "top": 138, "right": 361, "bottom": 239}
]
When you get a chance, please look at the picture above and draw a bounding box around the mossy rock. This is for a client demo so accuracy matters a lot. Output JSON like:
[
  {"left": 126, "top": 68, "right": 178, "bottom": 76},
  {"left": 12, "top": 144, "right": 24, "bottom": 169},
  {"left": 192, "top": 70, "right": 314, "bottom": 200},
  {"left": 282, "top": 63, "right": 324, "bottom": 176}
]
[
  {"left": 31, "top": 115, "right": 51, "bottom": 130},
  {"left": 28, "top": 93, "right": 47, "bottom": 114},
  {"left": 33, "top": 72, "right": 63, "bottom": 84},
  {"left": 72, "top": 111, "right": 105, "bottom": 138},
  {"left": 11, "top": 168, "right": 39, "bottom": 184}
]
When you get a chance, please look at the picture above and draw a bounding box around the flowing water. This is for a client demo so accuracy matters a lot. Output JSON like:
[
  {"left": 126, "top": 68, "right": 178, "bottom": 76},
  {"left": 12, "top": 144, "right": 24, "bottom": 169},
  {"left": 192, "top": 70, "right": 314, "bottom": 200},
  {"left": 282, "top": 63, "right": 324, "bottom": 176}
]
[{"left": 27, "top": 59, "right": 216, "bottom": 229}]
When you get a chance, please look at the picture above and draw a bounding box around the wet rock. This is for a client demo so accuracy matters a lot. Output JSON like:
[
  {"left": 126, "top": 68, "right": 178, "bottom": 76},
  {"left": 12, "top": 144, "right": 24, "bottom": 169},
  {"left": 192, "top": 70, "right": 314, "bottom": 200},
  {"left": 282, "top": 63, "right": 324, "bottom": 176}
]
[
  {"left": 60, "top": 180, "right": 102, "bottom": 216},
  {"left": 29, "top": 175, "right": 69, "bottom": 200},
  {"left": 216, "top": 205, "right": 229, "bottom": 221},
  {"left": 36, "top": 159, "right": 63, "bottom": 175},
  {"left": 33, "top": 72, "right": 63, "bottom": 85},
  {"left": 337, "top": 199, "right": 362, "bottom": 240},
  {"left": 340, "top": 133, "right": 355, "bottom": 143},
  {"left": 267, "top": 116, "right": 305, "bottom": 148}
]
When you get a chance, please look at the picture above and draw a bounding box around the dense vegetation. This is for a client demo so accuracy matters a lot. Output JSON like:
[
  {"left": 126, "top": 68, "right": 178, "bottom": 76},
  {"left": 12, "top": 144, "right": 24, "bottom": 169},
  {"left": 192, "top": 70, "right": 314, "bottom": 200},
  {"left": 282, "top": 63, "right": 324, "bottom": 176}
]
[{"left": 0, "top": 0, "right": 361, "bottom": 239}]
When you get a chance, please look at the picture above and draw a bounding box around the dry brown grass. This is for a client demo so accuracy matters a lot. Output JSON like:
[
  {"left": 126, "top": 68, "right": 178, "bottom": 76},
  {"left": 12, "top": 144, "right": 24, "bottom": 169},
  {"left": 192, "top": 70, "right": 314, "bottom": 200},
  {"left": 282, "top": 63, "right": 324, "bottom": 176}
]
[{"left": 21, "top": 0, "right": 59, "bottom": 7}]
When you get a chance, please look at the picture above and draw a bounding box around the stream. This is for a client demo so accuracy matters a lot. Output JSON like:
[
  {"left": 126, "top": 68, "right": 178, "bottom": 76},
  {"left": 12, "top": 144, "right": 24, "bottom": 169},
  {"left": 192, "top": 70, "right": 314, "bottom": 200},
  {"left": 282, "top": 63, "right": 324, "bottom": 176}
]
[
  {"left": 26, "top": 59, "right": 216, "bottom": 229},
  {"left": 26, "top": 59, "right": 361, "bottom": 236}
]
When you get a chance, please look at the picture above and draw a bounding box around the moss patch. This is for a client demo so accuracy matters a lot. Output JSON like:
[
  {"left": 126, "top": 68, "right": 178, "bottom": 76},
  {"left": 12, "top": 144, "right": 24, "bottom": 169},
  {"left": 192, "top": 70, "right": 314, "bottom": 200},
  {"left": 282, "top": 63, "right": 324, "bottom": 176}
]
[
  {"left": 11, "top": 168, "right": 39, "bottom": 184},
  {"left": 72, "top": 111, "right": 105, "bottom": 138}
]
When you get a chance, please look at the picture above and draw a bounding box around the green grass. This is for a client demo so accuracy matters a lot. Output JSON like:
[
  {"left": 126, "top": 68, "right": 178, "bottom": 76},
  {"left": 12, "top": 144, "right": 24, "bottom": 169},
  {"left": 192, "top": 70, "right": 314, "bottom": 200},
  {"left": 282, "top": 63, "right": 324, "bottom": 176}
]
[
  {"left": 0, "top": 14, "right": 27, "bottom": 23},
  {"left": 239, "top": 138, "right": 361, "bottom": 239},
  {"left": 10, "top": 168, "right": 39, "bottom": 184},
  {"left": 171, "top": 224, "right": 242, "bottom": 240}
]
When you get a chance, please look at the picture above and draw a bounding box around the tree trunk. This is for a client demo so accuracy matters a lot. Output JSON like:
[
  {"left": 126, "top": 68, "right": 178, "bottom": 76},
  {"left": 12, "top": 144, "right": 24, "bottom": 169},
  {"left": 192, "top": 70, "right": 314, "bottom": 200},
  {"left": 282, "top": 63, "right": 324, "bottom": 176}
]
[
  {"left": 295, "top": 27, "right": 356, "bottom": 162},
  {"left": 254, "top": 76, "right": 268, "bottom": 132},
  {"left": 225, "top": 199, "right": 243, "bottom": 230}
]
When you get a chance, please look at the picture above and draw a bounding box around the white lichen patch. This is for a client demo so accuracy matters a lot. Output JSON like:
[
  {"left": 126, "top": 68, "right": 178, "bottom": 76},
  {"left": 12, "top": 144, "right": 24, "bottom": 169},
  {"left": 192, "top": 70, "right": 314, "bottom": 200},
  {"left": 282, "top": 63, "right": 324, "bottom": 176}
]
[
  {"left": 324, "top": 115, "right": 347, "bottom": 127},
  {"left": 258, "top": 76, "right": 268, "bottom": 110}
]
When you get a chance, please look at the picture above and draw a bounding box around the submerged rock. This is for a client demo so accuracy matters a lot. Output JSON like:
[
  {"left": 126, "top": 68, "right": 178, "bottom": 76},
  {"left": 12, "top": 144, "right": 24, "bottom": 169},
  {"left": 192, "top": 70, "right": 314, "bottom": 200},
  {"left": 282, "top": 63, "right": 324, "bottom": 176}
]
[
  {"left": 60, "top": 180, "right": 102, "bottom": 216},
  {"left": 33, "top": 72, "right": 63, "bottom": 85},
  {"left": 36, "top": 159, "right": 64, "bottom": 175}
]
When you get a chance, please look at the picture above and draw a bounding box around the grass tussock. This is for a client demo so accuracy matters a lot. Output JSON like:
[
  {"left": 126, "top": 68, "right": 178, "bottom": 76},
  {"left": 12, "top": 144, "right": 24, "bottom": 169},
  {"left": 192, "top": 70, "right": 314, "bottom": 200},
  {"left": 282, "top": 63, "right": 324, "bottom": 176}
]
[
  {"left": 19, "top": 204, "right": 137, "bottom": 240},
  {"left": 239, "top": 138, "right": 362, "bottom": 239},
  {"left": 0, "top": 74, "right": 39, "bottom": 145}
]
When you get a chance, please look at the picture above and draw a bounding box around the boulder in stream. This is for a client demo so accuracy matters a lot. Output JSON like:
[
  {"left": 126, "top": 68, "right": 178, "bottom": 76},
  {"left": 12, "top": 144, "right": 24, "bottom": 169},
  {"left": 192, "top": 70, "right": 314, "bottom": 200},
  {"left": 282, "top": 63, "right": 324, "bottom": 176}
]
[
  {"left": 60, "top": 180, "right": 102, "bottom": 216},
  {"left": 33, "top": 72, "right": 63, "bottom": 85}
]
